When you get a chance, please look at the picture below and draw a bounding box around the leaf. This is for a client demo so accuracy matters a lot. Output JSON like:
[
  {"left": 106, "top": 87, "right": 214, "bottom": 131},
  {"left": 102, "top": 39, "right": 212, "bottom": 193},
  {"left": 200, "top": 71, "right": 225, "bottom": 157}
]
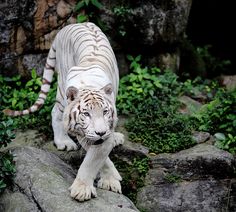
[
  {"left": 77, "top": 14, "right": 88, "bottom": 23},
  {"left": 26, "top": 80, "right": 33, "bottom": 87},
  {"left": 154, "top": 80, "right": 162, "bottom": 88},
  {"left": 31, "top": 69, "right": 37, "bottom": 79},
  {"left": 214, "top": 133, "right": 226, "bottom": 141},
  {"left": 84, "top": 0, "right": 90, "bottom": 6},
  {"left": 12, "top": 99, "right": 17, "bottom": 108},
  {"left": 75, "top": 1, "right": 85, "bottom": 11},
  {"left": 36, "top": 78, "right": 42, "bottom": 86},
  {"left": 91, "top": 0, "right": 103, "bottom": 9},
  {"left": 135, "top": 55, "right": 141, "bottom": 62},
  {"left": 126, "top": 55, "right": 134, "bottom": 61}
]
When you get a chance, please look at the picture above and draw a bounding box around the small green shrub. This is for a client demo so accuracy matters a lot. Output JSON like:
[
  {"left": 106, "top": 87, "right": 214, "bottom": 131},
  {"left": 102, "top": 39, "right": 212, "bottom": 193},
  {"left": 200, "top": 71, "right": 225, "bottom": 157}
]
[
  {"left": 0, "top": 70, "right": 57, "bottom": 137},
  {"left": 117, "top": 56, "right": 195, "bottom": 153},
  {"left": 75, "top": 0, "right": 105, "bottom": 30},
  {"left": 191, "top": 90, "right": 236, "bottom": 153},
  {"left": 113, "top": 6, "right": 132, "bottom": 37},
  {"left": 117, "top": 55, "right": 163, "bottom": 114},
  {"left": 0, "top": 115, "right": 16, "bottom": 193},
  {"left": 114, "top": 157, "right": 149, "bottom": 203},
  {"left": 125, "top": 100, "right": 195, "bottom": 153},
  {"left": 214, "top": 133, "right": 236, "bottom": 154}
]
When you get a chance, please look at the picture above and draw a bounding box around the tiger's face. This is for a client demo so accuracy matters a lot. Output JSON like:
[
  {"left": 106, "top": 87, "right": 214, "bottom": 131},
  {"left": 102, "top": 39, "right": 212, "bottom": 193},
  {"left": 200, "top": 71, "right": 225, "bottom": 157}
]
[{"left": 63, "top": 84, "right": 117, "bottom": 144}]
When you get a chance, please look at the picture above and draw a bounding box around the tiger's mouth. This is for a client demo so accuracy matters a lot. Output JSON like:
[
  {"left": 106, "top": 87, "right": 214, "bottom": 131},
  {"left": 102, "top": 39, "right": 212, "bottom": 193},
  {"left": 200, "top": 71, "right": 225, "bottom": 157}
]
[{"left": 92, "top": 139, "right": 104, "bottom": 145}]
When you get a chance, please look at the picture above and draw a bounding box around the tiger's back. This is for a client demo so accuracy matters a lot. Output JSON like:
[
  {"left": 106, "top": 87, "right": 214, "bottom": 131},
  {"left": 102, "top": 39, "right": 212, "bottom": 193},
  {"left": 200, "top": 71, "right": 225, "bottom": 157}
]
[{"left": 4, "top": 22, "right": 119, "bottom": 116}]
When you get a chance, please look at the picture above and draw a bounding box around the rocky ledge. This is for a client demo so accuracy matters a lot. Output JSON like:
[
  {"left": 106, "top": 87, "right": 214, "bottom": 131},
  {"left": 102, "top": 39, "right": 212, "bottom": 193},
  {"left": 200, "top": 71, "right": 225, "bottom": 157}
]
[
  {"left": 0, "top": 146, "right": 138, "bottom": 212},
  {"left": 1, "top": 128, "right": 236, "bottom": 212}
]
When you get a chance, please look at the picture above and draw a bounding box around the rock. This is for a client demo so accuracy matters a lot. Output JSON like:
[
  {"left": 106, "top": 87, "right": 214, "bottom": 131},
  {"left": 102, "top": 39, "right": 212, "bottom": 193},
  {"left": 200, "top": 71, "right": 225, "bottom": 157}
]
[
  {"left": 6, "top": 117, "right": 149, "bottom": 167},
  {"left": 137, "top": 144, "right": 236, "bottom": 211},
  {"left": 192, "top": 131, "right": 211, "bottom": 144},
  {"left": 0, "top": 0, "right": 192, "bottom": 77},
  {"left": 0, "top": 147, "right": 138, "bottom": 212},
  {"left": 0, "top": 0, "right": 76, "bottom": 77},
  {"left": 219, "top": 75, "right": 236, "bottom": 91},
  {"left": 22, "top": 53, "right": 47, "bottom": 76},
  {"left": 137, "top": 179, "right": 233, "bottom": 212},
  {"left": 178, "top": 95, "right": 203, "bottom": 114},
  {"left": 113, "top": 116, "right": 149, "bottom": 163},
  {"left": 100, "top": 0, "right": 192, "bottom": 71}
]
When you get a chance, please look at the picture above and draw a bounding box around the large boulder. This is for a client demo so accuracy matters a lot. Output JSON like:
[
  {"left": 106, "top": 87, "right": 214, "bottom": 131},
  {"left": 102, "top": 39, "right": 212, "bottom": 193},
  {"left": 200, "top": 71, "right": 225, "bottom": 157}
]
[
  {"left": 100, "top": 0, "right": 192, "bottom": 71},
  {"left": 0, "top": 0, "right": 192, "bottom": 77},
  {"left": 137, "top": 144, "right": 236, "bottom": 211},
  {"left": 0, "top": 0, "right": 76, "bottom": 77},
  {"left": 0, "top": 146, "right": 138, "bottom": 212}
]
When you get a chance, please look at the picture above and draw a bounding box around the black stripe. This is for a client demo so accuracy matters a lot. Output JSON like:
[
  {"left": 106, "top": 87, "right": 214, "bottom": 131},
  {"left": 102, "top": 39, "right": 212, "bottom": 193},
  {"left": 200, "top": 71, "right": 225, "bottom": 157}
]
[
  {"left": 40, "top": 90, "right": 48, "bottom": 95},
  {"left": 58, "top": 86, "right": 64, "bottom": 99},
  {"left": 46, "top": 63, "right": 54, "bottom": 69},
  {"left": 42, "top": 78, "right": 51, "bottom": 85},
  {"left": 56, "top": 100, "right": 64, "bottom": 108}
]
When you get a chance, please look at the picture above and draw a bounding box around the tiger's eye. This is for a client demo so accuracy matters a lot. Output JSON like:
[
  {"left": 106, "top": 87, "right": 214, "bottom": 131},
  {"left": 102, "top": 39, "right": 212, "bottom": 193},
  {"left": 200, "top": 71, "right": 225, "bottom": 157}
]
[
  {"left": 103, "top": 109, "right": 108, "bottom": 115},
  {"left": 83, "top": 112, "right": 90, "bottom": 117}
]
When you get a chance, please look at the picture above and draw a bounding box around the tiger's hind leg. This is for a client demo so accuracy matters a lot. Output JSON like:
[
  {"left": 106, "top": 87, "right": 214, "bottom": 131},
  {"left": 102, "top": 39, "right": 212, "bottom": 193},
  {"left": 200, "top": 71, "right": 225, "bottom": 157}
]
[{"left": 52, "top": 104, "right": 78, "bottom": 151}]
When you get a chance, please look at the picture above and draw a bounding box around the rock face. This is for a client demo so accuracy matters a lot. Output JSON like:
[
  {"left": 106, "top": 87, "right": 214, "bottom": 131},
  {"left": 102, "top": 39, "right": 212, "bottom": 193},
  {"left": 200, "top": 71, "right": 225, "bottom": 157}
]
[
  {"left": 0, "top": 0, "right": 76, "bottom": 77},
  {"left": 137, "top": 144, "right": 236, "bottom": 212},
  {"left": 0, "top": 146, "right": 138, "bottom": 212},
  {"left": 100, "top": 0, "right": 192, "bottom": 71},
  {"left": 1, "top": 127, "right": 236, "bottom": 211},
  {"left": 0, "top": 0, "right": 192, "bottom": 77}
]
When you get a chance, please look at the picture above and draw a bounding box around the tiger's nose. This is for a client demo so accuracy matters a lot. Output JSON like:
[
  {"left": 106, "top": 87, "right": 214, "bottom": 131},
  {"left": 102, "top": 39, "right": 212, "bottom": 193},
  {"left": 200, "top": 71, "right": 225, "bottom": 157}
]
[{"left": 95, "top": 131, "right": 106, "bottom": 137}]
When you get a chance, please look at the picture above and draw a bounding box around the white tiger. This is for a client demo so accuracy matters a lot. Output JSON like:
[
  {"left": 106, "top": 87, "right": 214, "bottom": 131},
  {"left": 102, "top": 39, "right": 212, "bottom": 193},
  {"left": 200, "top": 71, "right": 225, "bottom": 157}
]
[{"left": 4, "top": 22, "right": 124, "bottom": 201}]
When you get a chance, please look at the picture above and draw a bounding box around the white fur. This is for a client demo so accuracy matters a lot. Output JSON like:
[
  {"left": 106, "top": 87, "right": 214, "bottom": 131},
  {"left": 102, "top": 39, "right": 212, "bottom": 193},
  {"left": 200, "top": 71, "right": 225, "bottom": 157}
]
[{"left": 45, "top": 23, "right": 124, "bottom": 201}]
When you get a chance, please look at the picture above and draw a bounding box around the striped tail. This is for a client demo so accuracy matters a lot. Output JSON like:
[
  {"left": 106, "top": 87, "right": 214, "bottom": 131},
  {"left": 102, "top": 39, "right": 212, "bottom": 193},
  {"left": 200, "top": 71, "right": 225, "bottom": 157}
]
[{"left": 3, "top": 45, "right": 56, "bottom": 117}]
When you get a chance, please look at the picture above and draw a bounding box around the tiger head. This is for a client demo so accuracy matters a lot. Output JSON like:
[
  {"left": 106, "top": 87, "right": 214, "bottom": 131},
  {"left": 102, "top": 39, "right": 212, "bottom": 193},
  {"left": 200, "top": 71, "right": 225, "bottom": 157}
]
[{"left": 63, "top": 84, "right": 117, "bottom": 144}]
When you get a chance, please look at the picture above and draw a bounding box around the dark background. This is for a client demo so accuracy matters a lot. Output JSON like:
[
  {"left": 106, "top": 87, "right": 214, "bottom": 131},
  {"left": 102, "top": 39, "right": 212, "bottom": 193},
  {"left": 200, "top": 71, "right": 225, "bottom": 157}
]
[{"left": 186, "top": 0, "right": 235, "bottom": 75}]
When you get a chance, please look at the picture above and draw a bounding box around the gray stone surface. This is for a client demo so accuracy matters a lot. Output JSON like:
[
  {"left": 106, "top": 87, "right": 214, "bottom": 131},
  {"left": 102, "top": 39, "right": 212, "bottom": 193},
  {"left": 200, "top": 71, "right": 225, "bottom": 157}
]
[
  {"left": 0, "top": 146, "right": 138, "bottom": 212},
  {"left": 137, "top": 144, "right": 236, "bottom": 212},
  {"left": 0, "top": 0, "right": 192, "bottom": 77}
]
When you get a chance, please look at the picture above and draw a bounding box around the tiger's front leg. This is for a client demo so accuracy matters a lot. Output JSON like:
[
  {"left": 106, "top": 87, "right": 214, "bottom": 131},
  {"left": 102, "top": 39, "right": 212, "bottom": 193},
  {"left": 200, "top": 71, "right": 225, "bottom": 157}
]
[
  {"left": 97, "top": 157, "right": 122, "bottom": 193},
  {"left": 69, "top": 136, "right": 114, "bottom": 201},
  {"left": 52, "top": 105, "right": 78, "bottom": 151},
  {"left": 97, "top": 132, "right": 124, "bottom": 193}
]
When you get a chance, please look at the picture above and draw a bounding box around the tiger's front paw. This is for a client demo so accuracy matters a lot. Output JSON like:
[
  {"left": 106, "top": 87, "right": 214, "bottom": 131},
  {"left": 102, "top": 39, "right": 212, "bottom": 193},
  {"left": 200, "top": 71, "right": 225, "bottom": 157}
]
[
  {"left": 114, "top": 132, "right": 124, "bottom": 146},
  {"left": 69, "top": 178, "right": 97, "bottom": 201},
  {"left": 55, "top": 138, "right": 78, "bottom": 151},
  {"left": 98, "top": 176, "right": 122, "bottom": 194}
]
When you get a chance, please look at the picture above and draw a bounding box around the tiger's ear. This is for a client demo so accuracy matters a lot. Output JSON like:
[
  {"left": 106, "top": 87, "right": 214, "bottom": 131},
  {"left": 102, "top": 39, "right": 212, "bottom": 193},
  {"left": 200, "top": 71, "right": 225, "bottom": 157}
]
[
  {"left": 66, "top": 86, "right": 78, "bottom": 102},
  {"left": 101, "top": 83, "right": 113, "bottom": 95}
]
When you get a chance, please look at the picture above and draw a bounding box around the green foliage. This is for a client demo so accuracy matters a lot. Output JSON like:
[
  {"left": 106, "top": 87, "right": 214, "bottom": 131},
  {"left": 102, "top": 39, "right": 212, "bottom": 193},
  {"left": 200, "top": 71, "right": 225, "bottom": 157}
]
[
  {"left": 0, "top": 119, "right": 15, "bottom": 148},
  {"left": 214, "top": 133, "right": 236, "bottom": 154},
  {"left": 75, "top": 0, "right": 104, "bottom": 28},
  {"left": 0, "top": 70, "right": 57, "bottom": 137},
  {"left": 113, "top": 6, "right": 132, "bottom": 37},
  {"left": 125, "top": 100, "right": 195, "bottom": 153},
  {"left": 164, "top": 173, "right": 182, "bottom": 183},
  {"left": 181, "top": 77, "right": 220, "bottom": 102},
  {"left": 114, "top": 157, "right": 149, "bottom": 203},
  {"left": 0, "top": 114, "right": 16, "bottom": 193},
  {"left": 0, "top": 152, "right": 15, "bottom": 193},
  {"left": 117, "top": 56, "right": 195, "bottom": 153},
  {"left": 191, "top": 90, "right": 236, "bottom": 133},
  {"left": 117, "top": 55, "right": 162, "bottom": 114},
  {"left": 197, "top": 45, "right": 231, "bottom": 75},
  {"left": 191, "top": 90, "right": 236, "bottom": 153},
  {"left": 0, "top": 70, "right": 41, "bottom": 111}
]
